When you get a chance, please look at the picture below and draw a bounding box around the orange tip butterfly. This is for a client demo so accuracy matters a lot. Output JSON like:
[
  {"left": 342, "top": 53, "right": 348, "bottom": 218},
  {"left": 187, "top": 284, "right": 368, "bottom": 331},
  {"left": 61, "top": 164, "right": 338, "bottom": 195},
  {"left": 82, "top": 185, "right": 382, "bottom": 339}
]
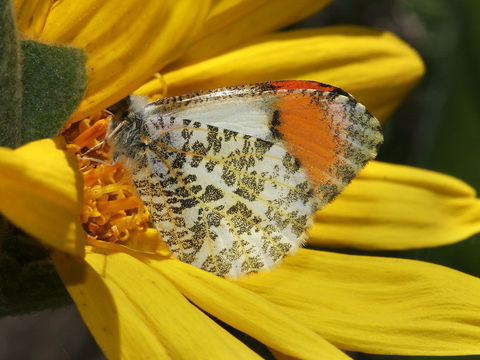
[{"left": 107, "top": 80, "right": 383, "bottom": 277}]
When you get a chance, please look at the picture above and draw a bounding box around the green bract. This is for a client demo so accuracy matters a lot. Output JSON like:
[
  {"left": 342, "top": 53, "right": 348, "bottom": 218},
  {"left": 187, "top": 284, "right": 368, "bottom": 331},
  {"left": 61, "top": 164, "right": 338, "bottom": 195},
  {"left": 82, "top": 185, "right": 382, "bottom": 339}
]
[
  {"left": 0, "top": 0, "right": 22, "bottom": 148},
  {"left": 21, "top": 40, "right": 87, "bottom": 143},
  {"left": 0, "top": 0, "right": 87, "bottom": 148}
]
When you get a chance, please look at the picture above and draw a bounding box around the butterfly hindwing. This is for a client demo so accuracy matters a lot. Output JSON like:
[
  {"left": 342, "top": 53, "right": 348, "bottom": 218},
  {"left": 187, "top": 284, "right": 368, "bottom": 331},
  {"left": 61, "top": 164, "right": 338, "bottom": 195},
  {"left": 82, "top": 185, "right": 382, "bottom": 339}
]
[{"left": 128, "top": 117, "right": 316, "bottom": 277}]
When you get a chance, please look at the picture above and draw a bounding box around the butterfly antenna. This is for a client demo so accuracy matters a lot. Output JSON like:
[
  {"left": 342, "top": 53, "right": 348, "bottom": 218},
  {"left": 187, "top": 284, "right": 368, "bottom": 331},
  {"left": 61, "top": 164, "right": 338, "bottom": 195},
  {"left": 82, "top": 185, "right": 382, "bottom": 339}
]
[
  {"left": 105, "top": 120, "right": 126, "bottom": 142},
  {"left": 79, "top": 157, "right": 115, "bottom": 171},
  {"left": 82, "top": 120, "right": 126, "bottom": 156},
  {"left": 79, "top": 121, "right": 126, "bottom": 170}
]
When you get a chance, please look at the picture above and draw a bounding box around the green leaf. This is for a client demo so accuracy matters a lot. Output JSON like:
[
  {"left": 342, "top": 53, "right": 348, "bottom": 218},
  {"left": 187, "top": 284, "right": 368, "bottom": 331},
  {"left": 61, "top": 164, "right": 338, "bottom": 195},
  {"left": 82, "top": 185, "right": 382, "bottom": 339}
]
[
  {"left": 0, "top": 0, "right": 22, "bottom": 148},
  {"left": 21, "top": 40, "right": 87, "bottom": 143}
]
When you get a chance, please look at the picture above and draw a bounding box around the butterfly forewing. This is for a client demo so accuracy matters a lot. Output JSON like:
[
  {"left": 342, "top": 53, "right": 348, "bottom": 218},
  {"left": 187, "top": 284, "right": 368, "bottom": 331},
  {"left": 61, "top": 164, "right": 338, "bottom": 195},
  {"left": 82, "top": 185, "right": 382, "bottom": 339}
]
[
  {"left": 108, "top": 80, "right": 383, "bottom": 277},
  {"left": 145, "top": 80, "right": 383, "bottom": 205}
]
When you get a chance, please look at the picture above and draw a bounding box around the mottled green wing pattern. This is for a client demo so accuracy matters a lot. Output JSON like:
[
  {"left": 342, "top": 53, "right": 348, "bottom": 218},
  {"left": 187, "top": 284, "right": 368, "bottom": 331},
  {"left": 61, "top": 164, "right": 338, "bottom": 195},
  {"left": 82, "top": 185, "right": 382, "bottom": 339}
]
[{"left": 129, "top": 118, "right": 316, "bottom": 277}]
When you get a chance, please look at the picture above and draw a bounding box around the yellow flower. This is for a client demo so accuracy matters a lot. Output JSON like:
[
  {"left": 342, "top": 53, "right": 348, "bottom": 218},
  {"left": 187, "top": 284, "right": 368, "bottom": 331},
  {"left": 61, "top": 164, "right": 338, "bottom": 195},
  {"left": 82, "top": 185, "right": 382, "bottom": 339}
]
[{"left": 2, "top": 0, "right": 480, "bottom": 359}]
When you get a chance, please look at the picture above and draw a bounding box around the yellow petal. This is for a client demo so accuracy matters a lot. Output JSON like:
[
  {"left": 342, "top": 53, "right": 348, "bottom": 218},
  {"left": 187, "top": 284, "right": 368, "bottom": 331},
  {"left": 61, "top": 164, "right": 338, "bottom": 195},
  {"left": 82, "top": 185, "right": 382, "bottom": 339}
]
[
  {"left": 121, "top": 227, "right": 172, "bottom": 257},
  {"left": 238, "top": 248, "right": 480, "bottom": 355},
  {"left": 15, "top": 0, "right": 53, "bottom": 37},
  {"left": 53, "top": 246, "right": 261, "bottom": 360},
  {"left": 138, "top": 26, "right": 424, "bottom": 122},
  {"left": 145, "top": 255, "right": 350, "bottom": 360},
  {"left": 309, "top": 161, "right": 480, "bottom": 250},
  {"left": 39, "top": 0, "right": 210, "bottom": 121},
  {"left": 166, "top": 0, "right": 331, "bottom": 69},
  {"left": 0, "top": 137, "right": 85, "bottom": 255}
]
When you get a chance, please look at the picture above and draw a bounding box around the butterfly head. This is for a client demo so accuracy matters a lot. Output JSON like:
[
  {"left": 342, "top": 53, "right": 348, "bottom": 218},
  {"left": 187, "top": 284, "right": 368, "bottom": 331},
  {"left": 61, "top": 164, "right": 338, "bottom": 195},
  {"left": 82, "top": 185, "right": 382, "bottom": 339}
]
[{"left": 106, "top": 95, "right": 150, "bottom": 162}]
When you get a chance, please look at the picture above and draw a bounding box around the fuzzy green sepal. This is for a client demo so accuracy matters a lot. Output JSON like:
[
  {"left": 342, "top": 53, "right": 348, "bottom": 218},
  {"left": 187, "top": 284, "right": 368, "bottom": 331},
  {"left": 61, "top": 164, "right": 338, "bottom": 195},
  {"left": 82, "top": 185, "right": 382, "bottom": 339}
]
[
  {"left": 0, "top": 0, "right": 22, "bottom": 147},
  {"left": 21, "top": 40, "right": 87, "bottom": 143}
]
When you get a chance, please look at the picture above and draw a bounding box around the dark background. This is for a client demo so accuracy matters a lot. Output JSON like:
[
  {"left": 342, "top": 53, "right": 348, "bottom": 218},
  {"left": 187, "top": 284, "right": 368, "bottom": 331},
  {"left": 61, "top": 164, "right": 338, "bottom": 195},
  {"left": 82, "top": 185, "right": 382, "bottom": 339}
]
[{"left": 1, "top": 1, "right": 479, "bottom": 359}]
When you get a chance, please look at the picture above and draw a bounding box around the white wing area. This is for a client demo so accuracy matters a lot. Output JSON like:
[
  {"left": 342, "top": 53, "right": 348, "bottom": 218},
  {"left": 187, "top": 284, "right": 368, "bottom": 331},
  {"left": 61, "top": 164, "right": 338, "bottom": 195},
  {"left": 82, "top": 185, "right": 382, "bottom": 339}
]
[
  {"left": 144, "top": 93, "right": 275, "bottom": 140},
  {"left": 129, "top": 116, "right": 317, "bottom": 277}
]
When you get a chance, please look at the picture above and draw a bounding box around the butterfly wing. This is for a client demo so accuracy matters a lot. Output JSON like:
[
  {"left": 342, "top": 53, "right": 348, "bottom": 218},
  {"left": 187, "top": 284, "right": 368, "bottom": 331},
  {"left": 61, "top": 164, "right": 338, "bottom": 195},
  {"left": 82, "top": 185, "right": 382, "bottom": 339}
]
[
  {"left": 111, "top": 81, "right": 382, "bottom": 277},
  {"left": 145, "top": 80, "right": 383, "bottom": 205},
  {"left": 130, "top": 118, "right": 316, "bottom": 277}
]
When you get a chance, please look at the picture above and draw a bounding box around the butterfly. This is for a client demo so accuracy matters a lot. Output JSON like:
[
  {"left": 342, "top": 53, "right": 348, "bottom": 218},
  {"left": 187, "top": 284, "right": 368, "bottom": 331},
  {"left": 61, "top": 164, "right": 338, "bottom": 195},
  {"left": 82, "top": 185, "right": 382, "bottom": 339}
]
[{"left": 106, "top": 80, "right": 383, "bottom": 277}]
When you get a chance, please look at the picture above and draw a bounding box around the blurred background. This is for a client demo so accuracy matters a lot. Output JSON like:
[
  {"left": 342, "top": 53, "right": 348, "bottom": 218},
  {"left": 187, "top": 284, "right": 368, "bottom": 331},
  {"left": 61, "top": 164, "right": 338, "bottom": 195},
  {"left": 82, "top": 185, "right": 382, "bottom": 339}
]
[{"left": 1, "top": 1, "right": 479, "bottom": 359}]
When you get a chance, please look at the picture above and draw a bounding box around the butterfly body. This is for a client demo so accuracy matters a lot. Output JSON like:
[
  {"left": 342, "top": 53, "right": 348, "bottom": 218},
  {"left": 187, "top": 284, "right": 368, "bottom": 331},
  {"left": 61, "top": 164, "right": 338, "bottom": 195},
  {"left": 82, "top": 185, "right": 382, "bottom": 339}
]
[{"left": 108, "top": 81, "right": 382, "bottom": 277}]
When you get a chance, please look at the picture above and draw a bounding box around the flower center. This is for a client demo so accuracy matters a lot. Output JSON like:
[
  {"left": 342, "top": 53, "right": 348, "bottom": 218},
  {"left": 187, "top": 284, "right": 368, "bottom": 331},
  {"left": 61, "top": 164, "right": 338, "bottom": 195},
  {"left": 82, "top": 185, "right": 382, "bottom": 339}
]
[{"left": 62, "top": 111, "right": 151, "bottom": 244}]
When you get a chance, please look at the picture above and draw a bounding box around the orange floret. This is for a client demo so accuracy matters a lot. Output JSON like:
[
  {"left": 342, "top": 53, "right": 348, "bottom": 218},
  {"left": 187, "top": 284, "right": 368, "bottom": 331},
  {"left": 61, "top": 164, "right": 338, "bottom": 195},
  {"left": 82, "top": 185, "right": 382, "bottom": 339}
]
[{"left": 62, "top": 112, "right": 150, "bottom": 243}]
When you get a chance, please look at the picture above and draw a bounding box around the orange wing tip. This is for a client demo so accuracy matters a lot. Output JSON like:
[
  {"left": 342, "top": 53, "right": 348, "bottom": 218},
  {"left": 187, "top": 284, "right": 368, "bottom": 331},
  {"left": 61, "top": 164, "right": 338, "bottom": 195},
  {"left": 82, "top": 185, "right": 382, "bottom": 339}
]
[{"left": 269, "top": 84, "right": 383, "bottom": 207}]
